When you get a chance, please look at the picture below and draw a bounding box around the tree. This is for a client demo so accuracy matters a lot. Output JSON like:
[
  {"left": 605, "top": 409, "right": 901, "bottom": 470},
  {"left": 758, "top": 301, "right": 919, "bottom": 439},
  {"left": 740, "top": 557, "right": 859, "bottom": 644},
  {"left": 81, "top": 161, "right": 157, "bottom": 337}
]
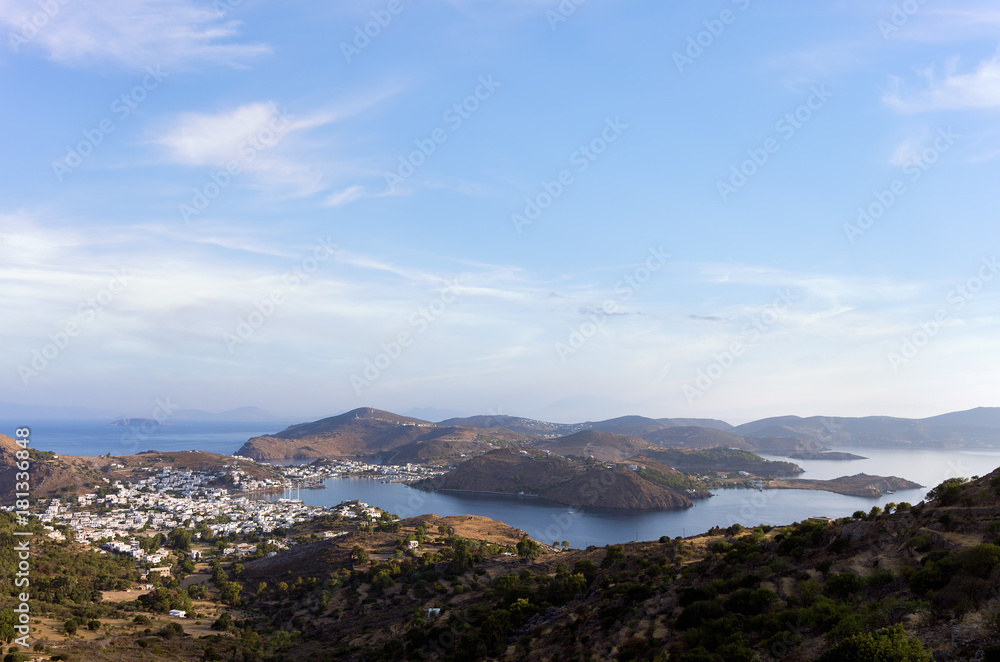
[
  {"left": 927, "top": 477, "right": 969, "bottom": 506},
  {"left": 167, "top": 528, "right": 193, "bottom": 551},
  {"left": 351, "top": 545, "right": 370, "bottom": 565},
  {"left": 63, "top": 619, "right": 78, "bottom": 636},
  {"left": 516, "top": 535, "right": 542, "bottom": 560},
  {"left": 817, "top": 625, "right": 932, "bottom": 662},
  {"left": 212, "top": 612, "right": 233, "bottom": 631}
]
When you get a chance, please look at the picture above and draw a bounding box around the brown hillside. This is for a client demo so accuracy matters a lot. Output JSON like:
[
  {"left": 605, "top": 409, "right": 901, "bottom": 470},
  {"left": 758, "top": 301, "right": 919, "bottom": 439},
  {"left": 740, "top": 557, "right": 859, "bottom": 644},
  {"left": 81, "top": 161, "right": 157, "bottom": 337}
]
[
  {"left": 646, "top": 425, "right": 751, "bottom": 449},
  {"left": 532, "top": 429, "right": 658, "bottom": 461},
  {"left": 423, "top": 449, "right": 693, "bottom": 510},
  {"left": 544, "top": 467, "right": 692, "bottom": 509},
  {"left": 235, "top": 408, "right": 532, "bottom": 460}
]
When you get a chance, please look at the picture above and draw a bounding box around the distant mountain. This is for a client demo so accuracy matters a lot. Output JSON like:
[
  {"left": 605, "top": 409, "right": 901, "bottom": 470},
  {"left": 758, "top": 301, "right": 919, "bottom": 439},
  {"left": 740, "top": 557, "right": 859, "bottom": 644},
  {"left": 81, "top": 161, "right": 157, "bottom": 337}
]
[
  {"left": 235, "top": 405, "right": 1000, "bottom": 461},
  {"left": 919, "top": 406, "right": 1000, "bottom": 429},
  {"left": 171, "top": 406, "right": 279, "bottom": 421},
  {"left": 645, "top": 426, "right": 751, "bottom": 449},
  {"left": 734, "top": 412, "right": 1000, "bottom": 448},
  {"left": 440, "top": 414, "right": 734, "bottom": 439}
]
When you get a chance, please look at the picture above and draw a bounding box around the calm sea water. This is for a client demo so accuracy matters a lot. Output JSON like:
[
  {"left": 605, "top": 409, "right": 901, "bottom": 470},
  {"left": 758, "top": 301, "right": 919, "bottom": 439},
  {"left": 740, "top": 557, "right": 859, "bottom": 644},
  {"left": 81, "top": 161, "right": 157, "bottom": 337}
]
[
  {"left": 0, "top": 419, "right": 296, "bottom": 457},
  {"left": 7, "top": 419, "right": 999, "bottom": 548},
  {"left": 259, "top": 448, "right": 1000, "bottom": 548}
]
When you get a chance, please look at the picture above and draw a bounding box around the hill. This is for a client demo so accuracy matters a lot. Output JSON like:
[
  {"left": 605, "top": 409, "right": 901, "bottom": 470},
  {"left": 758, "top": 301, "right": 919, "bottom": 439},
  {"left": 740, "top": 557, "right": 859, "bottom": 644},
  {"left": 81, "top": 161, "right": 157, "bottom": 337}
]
[
  {"left": 232, "top": 405, "right": 1000, "bottom": 462},
  {"left": 529, "top": 429, "right": 658, "bottom": 461},
  {"left": 209, "top": 466, "right": 1000, "bottom": 661},
  {"left": 234, "top": 407, "right": 530, "bottom": 461},
  {"left": 645, "top": 425, "right": 752, "bottom": 449},
  {"left": 0, "top": 438, "right": 277, "bottom": 501},
  {"left": 641, "top": 447, "right": 805, "bottom": 477},
  {"left": 416, "top": 448, "right": 696, "bottom": 510},
  {"left": 735, "top": 413, "right": 1000, "bottom": 448}
]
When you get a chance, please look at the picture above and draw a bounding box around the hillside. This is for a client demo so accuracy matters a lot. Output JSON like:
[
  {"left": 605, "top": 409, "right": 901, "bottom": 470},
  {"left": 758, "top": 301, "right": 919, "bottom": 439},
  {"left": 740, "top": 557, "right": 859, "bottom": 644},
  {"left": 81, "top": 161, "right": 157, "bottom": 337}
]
[
  {"left": 645, "top": 425, "right": 752, "bottom": 449},
  {"left": 235, "top": 407, "right": 530, "bottom": 461},
  {"left": 735, "top": 412, "right": 1000, "bottom": 448},
  {"left": 12, "top": 448, "right": 1000, "bottom": 661},
  {"left": 771, "top": 473, "right": 923, "bottom": 497},
  {"left": 529, "top": 429, "right": 658, "bottom": 461},
  {"left": 417, "top": 448, "right": 696, "bottom": 510},
  {"left": 204, "top": 467, "right": 1000, "bottom": 661},
  {"left": 0, "top": 438, "right": 277, "bottom": 501},
  {"left": 641, "top": 446, "right": 805, "bottom": 477},
  {"left": 232, "top": 405, "right": 1000, "bottom": 462}
]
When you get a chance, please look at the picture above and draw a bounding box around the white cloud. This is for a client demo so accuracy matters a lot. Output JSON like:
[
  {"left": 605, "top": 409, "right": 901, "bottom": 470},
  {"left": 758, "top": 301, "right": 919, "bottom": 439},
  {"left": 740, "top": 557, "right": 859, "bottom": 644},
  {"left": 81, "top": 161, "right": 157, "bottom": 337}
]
[
  {"left": 884, "top": 50, "right": 1000, "bottom": 112},
  {"left": 152, "top": 88, "right": 402, "bottom": 199},
  {"left": 0, "top": 0, "right": 270, "bottom": 70},
  {"left": 154, "top": 102, "right": 288, "bottom": 167},
  {"left": 324, "top": 186, "right": 364, "bottom": 207},
  {"left": 889, "top": 130, "right": 932, "bottom": 166}
]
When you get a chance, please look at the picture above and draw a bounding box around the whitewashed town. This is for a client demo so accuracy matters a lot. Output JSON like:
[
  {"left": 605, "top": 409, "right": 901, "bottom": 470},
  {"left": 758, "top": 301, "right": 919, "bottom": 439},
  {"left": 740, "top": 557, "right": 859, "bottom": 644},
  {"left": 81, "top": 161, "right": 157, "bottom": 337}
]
[{"left": 26, "top": 458, "right": 446, "bottom": 567}]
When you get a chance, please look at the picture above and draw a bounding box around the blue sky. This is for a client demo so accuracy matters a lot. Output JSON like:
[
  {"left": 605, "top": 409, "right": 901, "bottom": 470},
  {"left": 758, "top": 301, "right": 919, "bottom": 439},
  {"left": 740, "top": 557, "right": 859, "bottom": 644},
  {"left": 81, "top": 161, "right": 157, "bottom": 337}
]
[{"left": 2, "top": 0, "right": 998, "bottom": 424}]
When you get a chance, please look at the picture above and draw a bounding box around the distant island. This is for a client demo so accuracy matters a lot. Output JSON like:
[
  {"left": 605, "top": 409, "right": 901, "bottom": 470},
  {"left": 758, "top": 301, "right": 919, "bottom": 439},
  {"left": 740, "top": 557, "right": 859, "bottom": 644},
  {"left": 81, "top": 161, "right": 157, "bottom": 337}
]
[{"left": 110, "top": 418, "right": 171, "bottom": 427}]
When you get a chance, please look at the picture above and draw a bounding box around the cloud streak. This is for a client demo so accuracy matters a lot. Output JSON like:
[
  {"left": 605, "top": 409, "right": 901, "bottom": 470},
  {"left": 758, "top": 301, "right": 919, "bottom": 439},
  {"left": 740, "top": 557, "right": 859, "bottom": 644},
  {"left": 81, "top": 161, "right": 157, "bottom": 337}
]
[{"left": 1, "top": 0, "right": 270, "bottom": 70}]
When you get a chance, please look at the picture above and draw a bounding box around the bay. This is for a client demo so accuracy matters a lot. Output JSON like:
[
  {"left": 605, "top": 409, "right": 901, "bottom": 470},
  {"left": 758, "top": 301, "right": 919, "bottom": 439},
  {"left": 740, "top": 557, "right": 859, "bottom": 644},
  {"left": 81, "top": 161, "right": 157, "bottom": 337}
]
[
  {"left": 6, "top": 419, "right": 1000, "bottom": 548},
  {"left": 259, "top": 447, "right": 1000, "bottom": 549}
]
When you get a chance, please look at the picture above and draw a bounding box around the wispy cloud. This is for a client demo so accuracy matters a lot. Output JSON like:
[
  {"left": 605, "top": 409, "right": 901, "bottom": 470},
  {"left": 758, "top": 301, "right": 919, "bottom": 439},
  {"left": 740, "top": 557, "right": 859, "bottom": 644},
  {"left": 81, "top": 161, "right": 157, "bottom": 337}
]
[
  {"left": 884, "top": 50, "right": 1000, "bottom": 112},
  {"left": 889, "top": 130, "right": 932, "bottom": 166},
  {"left": 324, "top": 186, "right": 364, "bottom": 207},
  {"left": 0, "top": 0, "right": 270, "bottom": 70},
  {"left": 152, "top": 87, "right": 402, "bottom": 199}
]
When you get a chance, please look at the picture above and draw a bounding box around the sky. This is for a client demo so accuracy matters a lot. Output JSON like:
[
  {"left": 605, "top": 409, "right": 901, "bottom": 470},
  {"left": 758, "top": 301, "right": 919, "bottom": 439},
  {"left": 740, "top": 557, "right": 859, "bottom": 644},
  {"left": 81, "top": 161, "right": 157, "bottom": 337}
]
[{"left": 1, "top": 0, "right": 999, "bottom": 425}]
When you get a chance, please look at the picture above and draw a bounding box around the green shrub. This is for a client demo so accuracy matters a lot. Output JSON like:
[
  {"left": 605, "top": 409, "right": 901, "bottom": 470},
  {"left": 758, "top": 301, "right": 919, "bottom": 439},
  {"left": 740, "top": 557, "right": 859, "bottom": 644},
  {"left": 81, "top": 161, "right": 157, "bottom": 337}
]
[
  {"left": 824, "top": 573, "right": 864, "bottom": 600},
  {"left": 816, "top": 624, "right": 932, "bottom": 662}
]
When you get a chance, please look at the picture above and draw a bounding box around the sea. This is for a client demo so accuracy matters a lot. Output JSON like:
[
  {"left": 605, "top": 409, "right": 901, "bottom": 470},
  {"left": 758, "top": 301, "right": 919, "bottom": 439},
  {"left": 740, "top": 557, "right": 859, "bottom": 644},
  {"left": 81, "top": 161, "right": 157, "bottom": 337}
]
[{"left": 7, "top": 419, "right": 1000, "bottom": 549}]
